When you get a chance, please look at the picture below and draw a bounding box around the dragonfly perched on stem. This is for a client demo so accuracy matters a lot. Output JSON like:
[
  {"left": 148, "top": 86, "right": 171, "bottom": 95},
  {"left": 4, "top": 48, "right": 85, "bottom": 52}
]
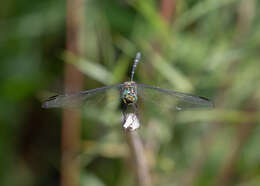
[{"left": 42, "top": 52, "right": 213, "bottom": 130}]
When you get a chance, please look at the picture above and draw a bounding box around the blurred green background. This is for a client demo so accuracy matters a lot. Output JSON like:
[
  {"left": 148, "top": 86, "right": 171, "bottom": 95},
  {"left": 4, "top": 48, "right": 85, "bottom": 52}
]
[{"left": 1, "top": 0, "right": 260, "bottom": 186}]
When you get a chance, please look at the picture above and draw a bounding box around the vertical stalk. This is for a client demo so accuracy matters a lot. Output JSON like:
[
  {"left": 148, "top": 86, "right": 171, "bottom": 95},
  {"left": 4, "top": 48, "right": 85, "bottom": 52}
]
[
  {"left": 125, "top": 1, "right": 177, "bottom": 186},
  {"left": 160, "top": 0, "right": 176, "bottom": 23},
  {"left": 61, "top": 0, "right": 84, "bottom": 185},
  {"left": 125, "top": 131, "right": 152, "bottom": 186}
]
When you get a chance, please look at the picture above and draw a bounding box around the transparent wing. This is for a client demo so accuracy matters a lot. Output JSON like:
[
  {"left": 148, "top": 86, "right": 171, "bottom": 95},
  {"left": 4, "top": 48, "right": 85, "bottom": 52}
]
[
  {"left": 42, "top": 84, "right": 124, "bottom": 108},
  {"left": 136, "top": 83, "right": 213, "bottom": 111}
]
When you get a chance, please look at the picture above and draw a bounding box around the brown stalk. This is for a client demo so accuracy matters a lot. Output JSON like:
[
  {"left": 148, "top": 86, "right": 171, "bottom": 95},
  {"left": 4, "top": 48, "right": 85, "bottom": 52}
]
[
  {"left": 61, "top": 0, "right": 85, "bottom": 185},
  {"left": 125, "top": 130, "right": 152, "bottom": 186},
  {"left": 122, "top": 2, "right": 177, "bottom": 185},
  {"left": 127, "top": 1, "right": 177, "bottom": 186},
  {"left": 160, "top": 0, "right": 176, "bottom": 23}
]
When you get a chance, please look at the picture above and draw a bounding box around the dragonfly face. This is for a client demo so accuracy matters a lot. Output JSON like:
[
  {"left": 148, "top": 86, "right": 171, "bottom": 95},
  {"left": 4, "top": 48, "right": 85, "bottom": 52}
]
[{"left": 121, "top": 81, "right": 138, "bottom": 105}]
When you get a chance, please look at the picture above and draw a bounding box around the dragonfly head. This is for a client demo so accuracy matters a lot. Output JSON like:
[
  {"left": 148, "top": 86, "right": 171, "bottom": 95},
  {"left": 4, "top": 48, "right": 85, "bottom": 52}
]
[{"left": 122, "top": 83, "right": 138, "bottom": 104}]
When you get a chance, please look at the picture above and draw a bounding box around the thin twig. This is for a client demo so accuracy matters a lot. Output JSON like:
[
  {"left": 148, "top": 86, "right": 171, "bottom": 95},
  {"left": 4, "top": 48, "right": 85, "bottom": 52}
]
[{"left": 125, "top": 130, "right": 152, "bottom": 186}]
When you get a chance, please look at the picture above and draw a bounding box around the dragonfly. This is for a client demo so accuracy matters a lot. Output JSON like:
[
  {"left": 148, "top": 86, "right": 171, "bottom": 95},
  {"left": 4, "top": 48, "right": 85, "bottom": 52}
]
[{"left": 42, "top": 52, "right": 213, "bottom": 130}]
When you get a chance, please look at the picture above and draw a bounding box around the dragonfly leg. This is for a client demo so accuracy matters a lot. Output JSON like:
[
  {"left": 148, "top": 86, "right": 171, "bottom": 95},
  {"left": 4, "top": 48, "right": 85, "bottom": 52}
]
[
  {"left": 121, "top": 102, "right": 128, "bottom": 124},
  {"left": 132, "top": 103, "right": 139, "bottom": 117}
]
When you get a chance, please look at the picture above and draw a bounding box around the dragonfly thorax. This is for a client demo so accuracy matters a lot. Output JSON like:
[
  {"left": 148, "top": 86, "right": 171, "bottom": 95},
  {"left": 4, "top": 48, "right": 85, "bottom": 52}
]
[{"left": 121, "top": 81, "right": 138, "bottom": 105}]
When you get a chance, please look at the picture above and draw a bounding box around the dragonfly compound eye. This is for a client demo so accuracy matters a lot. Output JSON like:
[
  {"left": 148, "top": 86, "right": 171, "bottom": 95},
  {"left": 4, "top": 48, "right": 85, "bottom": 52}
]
[{"left": 122, "top": 90, "right": 137, "bottom": 104}]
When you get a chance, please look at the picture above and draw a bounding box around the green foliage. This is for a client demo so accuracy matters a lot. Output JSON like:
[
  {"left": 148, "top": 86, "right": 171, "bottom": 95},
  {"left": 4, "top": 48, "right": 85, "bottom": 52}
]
[{"left": 1, "top": 0, "right": 260, "bottom": 186}]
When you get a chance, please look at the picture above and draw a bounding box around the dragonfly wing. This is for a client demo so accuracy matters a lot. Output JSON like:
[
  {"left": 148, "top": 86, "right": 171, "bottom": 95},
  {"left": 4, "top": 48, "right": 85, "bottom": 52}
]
[
  {"left": 136, "top": 83, "right": 213, "bottom": 110},
  {"left": 42, "top": 84, "right": 124, "bottom": 108}
]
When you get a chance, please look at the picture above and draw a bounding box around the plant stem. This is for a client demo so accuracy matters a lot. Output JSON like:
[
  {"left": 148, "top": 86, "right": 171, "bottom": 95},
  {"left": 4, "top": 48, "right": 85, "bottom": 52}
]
[
  {"left": 125, "top": 130, "right": 152, "bottom": 186},
  {"left": 61, "top": 0, "right": 85, "bottom": 185}
]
